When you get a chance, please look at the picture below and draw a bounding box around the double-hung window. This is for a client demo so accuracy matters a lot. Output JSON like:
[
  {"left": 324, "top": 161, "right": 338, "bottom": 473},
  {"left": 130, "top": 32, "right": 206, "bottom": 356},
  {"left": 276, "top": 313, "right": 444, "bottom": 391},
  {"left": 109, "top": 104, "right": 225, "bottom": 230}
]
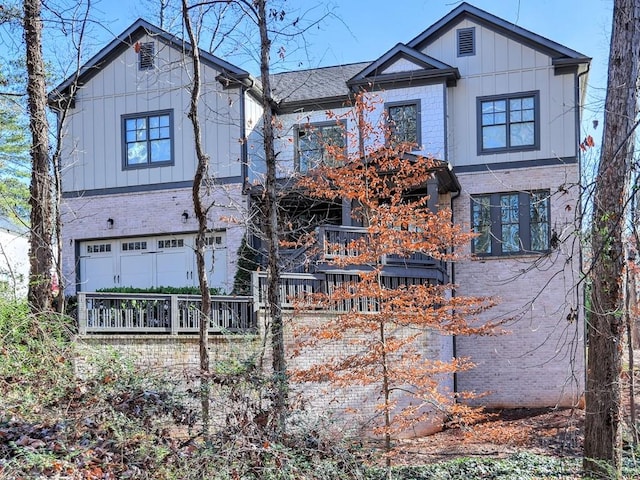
[
  {"left": 386, "top": 100, "right": 420, "bottom": 148},
  {"left": 471, "top": 190, "right": 550, "bottom": 256},
  {"left": 122, "top": 110, "right": 173, "bottom": 168},
  {"left": 296, "top": 121, "right": 346, "bottom": 172},
  {"left": 478, "top": 92, "right": 539, "bottom": 153}
]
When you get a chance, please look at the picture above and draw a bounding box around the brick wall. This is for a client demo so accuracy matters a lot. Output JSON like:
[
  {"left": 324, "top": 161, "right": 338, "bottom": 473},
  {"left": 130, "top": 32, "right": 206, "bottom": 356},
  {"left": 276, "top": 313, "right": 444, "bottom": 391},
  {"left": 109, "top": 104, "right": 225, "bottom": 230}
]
[
  {"left": 75, "top": 334, "right": 260, "bottom": 376},
  {"left": 452, "top": 164, "right": 584, "bottom": 407},
  {"left": 76, "top": 309, "right": 454, "bottom": 438},
  {"left": 61, "top": 184, "right": 247, "bottom": 295}
]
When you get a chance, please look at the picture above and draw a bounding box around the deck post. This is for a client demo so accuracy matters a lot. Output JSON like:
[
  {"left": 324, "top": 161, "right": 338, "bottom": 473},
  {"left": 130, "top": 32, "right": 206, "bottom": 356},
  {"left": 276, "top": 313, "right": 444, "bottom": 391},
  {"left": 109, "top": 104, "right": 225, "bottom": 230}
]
[
  {"left": 170, "top": 295, "right": 179, "bottom": 335},
  {"left": 77, "top": 292, "right": 87, "bottom": 335}
]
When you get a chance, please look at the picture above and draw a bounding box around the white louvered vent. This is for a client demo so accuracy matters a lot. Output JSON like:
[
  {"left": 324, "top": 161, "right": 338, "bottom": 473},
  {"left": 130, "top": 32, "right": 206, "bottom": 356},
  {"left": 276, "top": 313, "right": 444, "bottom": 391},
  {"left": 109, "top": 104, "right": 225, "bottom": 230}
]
[
  {"left": 139, "top": 42, "right": 155, "bottom": 70},
  {"left": 457, "top": 28, "right": 475, "bottom": 57}
]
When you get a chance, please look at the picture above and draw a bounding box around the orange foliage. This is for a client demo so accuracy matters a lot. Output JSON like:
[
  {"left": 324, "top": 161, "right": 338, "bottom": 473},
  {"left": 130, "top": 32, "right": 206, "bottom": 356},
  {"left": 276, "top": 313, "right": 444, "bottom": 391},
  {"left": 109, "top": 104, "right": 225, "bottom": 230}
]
[{"left": 290, "top": 93, "right": 500, "bottom": 451}]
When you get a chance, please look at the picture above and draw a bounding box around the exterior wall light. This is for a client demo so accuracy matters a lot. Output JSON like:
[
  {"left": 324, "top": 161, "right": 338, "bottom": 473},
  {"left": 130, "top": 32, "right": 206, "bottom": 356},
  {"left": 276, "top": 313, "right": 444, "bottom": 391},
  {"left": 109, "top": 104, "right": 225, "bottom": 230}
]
[
  {"left": 107, "top": 218, "right": 114, "bottom": 229},
  {"left": 182, "top": 211, "right": 189, "bottom": 223}
]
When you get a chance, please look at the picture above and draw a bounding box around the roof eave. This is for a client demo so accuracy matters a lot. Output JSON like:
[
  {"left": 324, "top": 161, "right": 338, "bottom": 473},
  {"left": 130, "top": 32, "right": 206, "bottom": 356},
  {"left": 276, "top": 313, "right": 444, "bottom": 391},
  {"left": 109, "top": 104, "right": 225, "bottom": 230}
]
[
  {"left": 48, "top": 18, "right": 250, "bottom": 104},
  {"left": 277, "top": 95, "right": 352, "bottom": 114},
  {"left": 408, "top": 2, "right": 589, "bottom": 62},
  {"left": 347, "top": 68, "right": 460, "bottom": 90}
]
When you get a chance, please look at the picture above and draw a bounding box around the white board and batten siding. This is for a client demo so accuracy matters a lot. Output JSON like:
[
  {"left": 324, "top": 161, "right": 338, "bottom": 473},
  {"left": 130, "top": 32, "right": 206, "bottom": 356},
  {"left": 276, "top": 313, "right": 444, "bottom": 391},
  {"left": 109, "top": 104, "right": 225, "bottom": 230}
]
[
  {"left": 62, "top": 33, "right": 244, "bottom": 194},
  {"left": 421, "top": 18, "right": 580, "bottom": 168}
]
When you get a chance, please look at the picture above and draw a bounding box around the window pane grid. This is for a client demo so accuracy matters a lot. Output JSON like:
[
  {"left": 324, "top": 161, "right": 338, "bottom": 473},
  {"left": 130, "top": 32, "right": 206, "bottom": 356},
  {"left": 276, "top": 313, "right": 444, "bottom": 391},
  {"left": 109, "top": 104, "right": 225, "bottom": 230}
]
[
  {"left": 530, "top": 192, "right": 550, "bottom": 251},
  {"left": 472, "top": 196, "right": 492, "bottom": 254},
  {"left": 480, "top": 94, "right": 536, "bottom": 151},
  {"left": 500, "top": 194, "right": 520, "bottom": 252},
  {"left": 124, "top": 112, "right": 172, "bottom": 167},
  {"left": 298, "top": 124, "right": 345, "bottom": 172},
  {"left": 388, "top": 104, "right": 418, "bottom": 145},
  {"left": 472, "top": 190, "right": 549, "bottom": 256}
]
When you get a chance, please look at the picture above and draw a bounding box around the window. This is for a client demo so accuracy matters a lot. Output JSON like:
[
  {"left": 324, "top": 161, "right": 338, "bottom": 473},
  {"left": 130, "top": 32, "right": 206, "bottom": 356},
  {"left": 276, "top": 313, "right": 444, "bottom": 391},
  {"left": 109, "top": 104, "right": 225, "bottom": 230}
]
[
  {"left": 386, "top": 101, "right": 420, "bottom": 148},
  {"left": 205, "top": 235, "right": 224, "bottom": 247},
  {"left": 122, "top": 241, "right": 147, "bottom": 251},
  {"left": 296, "top": 121, "right": 346, "bottom": 172},
  {"left": 138, "top": 42, "right": 154, "bottom": 70},
  {"left": 122, "top": 110, "right": 173, "bottom": 168},
  {"left": 87, "top": 244, "right": 111, "bottom": 254},
  {"left": 478, "top": 92, "right": 539, "bottom": 153},
  {"left": 471, "top": 191, "right": 550, "bottom": 256},
  {"left": 457, "top": 27, "right": 475, "bottom": 56},
  {"left": 158, "top": 239, "right": 184, "bottom": 249}
]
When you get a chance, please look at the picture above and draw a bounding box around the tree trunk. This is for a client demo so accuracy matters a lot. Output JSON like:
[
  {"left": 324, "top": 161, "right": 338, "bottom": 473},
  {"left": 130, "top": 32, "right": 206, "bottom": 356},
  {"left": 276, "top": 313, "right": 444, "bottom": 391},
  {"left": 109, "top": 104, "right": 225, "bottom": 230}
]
[
  {"left": 255, "top": 0, "right": 287, "bottom": 436},
  {"left": 182, "top": 1, "right": 212, "bottom": 442},
  {"left": 584, "top": 0, "right": 640, "bottom": 476},
  {"left": 379, "top": 319, "right": 392, "bottom": 477},
  {"left": 23, "top": 0, "right": 53, "bottom": 313}
]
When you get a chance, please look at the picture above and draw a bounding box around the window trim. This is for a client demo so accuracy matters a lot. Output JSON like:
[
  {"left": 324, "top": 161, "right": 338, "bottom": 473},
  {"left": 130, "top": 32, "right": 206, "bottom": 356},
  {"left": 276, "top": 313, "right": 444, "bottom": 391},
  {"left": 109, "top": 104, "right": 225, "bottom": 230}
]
[
  {"left": 476, "top": 91, "right": 540, "bottom": 155},
  {"left": 294, "top": 120, "right": 347, "bottom": 172},
  {"left": 385, "top": 100, "right": 421, "bottom": 150},
  {"left": 457, "top": 27, "right": 476, "bottom": 57},
  {"left": 470, "top": 190, "right": 551, "bottom": 257},
  {"left": 121, "top": 109, "right": 175, "bottom": 170}
]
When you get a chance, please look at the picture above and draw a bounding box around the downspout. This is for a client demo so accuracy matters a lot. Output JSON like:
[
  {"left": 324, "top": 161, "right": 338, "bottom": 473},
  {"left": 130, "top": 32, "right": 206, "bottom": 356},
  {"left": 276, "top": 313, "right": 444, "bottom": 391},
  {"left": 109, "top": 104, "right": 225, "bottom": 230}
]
[
  {"left": 239, "top": 82, "right": 248, "bottom": 192},
  {"left": 450, "top": 187, "right": 461, "bottom": 397},
  {"left": 442, "top": 79, "right": 463, "bottom": 397}
]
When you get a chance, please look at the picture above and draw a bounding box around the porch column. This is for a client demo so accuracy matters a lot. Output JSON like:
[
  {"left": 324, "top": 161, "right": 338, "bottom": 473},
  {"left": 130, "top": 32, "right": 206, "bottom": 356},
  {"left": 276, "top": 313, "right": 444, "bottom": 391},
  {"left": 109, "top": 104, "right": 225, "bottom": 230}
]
[
  {"left": 342, "top": 198, "right": 352, "bottom": 226},
  {"left": 427, "top": 177, "right": 439, "bottom": 212}
]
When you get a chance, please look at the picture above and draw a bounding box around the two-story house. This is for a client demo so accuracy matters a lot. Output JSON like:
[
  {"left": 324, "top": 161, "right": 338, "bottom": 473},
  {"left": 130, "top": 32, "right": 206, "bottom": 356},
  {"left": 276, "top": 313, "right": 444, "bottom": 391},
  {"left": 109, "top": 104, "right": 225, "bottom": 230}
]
[{"left": 53, "top": 3, "right": 589, "bottom": 409}]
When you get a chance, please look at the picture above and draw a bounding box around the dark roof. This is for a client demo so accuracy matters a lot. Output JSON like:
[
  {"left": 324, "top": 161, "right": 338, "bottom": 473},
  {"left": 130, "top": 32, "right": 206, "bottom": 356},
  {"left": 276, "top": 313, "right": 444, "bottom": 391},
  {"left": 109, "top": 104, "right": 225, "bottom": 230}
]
[
  {"left": 269, "top": 62, "right": 370, "bottom": 110},
  {"left": 408, "top": 2, "right": 590, "bottom": 67},
  {"left": 49, "top": 19, "right": 251, "bottom": 104}
]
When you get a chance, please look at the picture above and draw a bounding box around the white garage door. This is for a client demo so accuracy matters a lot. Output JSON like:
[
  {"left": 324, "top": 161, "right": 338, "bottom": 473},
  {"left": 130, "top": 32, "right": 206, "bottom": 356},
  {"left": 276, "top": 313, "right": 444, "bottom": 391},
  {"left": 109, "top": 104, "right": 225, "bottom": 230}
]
[
  {"left": 79, "top": 242, "right": 116, "bottom": 292},
  {"left": 78, "top": 232, "right": 228, "bottom": 292}
]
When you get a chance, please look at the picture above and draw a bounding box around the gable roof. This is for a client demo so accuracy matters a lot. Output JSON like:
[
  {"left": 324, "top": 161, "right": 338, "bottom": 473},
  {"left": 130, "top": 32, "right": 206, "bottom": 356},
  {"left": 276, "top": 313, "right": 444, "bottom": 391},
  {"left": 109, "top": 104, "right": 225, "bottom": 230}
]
[
  {"left": 270, "top": 62, "right": 370, "bottom": 112},
  {"left": 407, "top": 2, "right": 590, "bottom": 70},
  {"left": 347, "top": 43, "right": 460, "bottom": 89},
  {"left": 49, "top": 18, "right": 252, "bottom": 105}
]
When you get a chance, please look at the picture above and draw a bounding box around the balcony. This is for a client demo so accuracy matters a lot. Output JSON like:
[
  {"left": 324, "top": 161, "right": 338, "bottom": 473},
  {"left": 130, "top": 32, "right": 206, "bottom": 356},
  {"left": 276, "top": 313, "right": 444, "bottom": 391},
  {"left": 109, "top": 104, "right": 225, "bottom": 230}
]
[{"left": 254, "top": 225, "right": 449, "bottom": 312}]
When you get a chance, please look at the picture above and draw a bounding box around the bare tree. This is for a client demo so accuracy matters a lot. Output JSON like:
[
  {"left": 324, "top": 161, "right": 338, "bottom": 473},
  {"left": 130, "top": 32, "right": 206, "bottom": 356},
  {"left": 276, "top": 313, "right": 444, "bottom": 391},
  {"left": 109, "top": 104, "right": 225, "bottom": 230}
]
[
  {"left": 48, "top": 1, "right": 93, "bottom": 315},
  {"left": 584, "top": 0, "right": 640, "bottom": 476},
  {"left": 254, "top": 0, "right": 287, "bottom": 436},
  {"left": 23, "top": 0, "right": 53, "bottom": 313},
  {"left": 181, "top": 0, "right": 216, "bottom": 441}
]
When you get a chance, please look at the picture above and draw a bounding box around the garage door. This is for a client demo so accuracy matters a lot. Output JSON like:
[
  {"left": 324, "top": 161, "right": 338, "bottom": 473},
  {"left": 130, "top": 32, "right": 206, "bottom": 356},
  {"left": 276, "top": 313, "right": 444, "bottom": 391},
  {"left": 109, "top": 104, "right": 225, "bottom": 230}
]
[{"left": 78, "top": 232, "right": 228, "bottom": 292}]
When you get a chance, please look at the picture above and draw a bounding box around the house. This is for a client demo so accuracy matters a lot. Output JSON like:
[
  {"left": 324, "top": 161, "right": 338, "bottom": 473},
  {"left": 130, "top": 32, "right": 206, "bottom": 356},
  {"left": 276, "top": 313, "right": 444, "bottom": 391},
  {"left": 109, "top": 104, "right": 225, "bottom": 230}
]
[
  {"left": 0, "top": 215, "right": 29, "bottom": 299},
  {"left": 52, "top": 3, "right": 589, "bottom": 411}
]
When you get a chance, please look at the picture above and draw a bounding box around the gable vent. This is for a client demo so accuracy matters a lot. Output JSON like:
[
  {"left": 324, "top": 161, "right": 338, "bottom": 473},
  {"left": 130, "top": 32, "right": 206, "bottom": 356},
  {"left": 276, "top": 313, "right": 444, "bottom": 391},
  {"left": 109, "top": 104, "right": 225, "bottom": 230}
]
[
  {"left": 138, "top": 42, "right": 155, "bottom": 70},
  {"left": 457, "top": 27, "right": 475, "bottom": 57}
]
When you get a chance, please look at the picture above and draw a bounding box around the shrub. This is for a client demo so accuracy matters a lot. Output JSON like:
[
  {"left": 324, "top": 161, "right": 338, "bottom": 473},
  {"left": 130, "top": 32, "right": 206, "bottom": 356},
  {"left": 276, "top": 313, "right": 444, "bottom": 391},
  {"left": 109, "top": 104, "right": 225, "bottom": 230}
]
[{"left": 96, "top": 285, "right": 224, "bottom": 295}]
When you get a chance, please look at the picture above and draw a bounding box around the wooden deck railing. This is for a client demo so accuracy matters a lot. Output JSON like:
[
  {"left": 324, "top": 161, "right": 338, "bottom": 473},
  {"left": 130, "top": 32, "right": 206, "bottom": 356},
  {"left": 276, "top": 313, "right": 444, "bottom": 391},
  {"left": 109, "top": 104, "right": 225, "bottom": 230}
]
[
  {"left": 318, "top": 225, "right": 444, "bottom": 268},
  {"left": 77, "top": 292, "right": 257, "bottom": 335},
  {"left": 252, "top": 271, "right": 435, "bottom": 313},
  {"left": 252, "top": 272, "right": 325, "bottom": 309}
]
